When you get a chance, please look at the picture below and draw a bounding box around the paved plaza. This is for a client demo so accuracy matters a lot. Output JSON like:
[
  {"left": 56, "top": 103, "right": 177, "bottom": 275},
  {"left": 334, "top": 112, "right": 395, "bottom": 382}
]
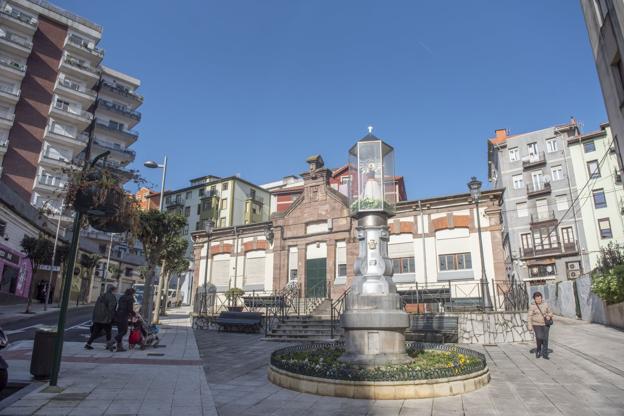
[{"left": 0, "top": 311, "right": 623, "bottom": 415}]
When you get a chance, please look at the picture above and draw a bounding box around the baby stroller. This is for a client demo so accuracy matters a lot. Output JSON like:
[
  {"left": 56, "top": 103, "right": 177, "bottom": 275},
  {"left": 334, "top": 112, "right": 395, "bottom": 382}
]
[{"left": 128, "top": 314, "right": 160, "bottom": 350}]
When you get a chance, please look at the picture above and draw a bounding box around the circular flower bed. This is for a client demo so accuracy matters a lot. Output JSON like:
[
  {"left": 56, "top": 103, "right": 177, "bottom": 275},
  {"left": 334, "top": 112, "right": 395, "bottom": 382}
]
[{"left": 271, "top": 342, "right": 486, "bottom": 382}]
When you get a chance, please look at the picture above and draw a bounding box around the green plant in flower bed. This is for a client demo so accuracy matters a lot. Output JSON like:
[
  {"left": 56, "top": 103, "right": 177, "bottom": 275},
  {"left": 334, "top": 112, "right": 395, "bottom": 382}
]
[{"left": 271, "top": 342, "right": 486, "bottom": 382}]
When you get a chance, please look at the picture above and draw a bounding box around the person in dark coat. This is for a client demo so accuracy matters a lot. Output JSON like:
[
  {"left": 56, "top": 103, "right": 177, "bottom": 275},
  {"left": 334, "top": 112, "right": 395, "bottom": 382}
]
[
  {"left": 85, "top": 286, "right": 117, "bottom": 350},
  {"left": 114, "top": 288, "right": 136, "bottom": 351}
]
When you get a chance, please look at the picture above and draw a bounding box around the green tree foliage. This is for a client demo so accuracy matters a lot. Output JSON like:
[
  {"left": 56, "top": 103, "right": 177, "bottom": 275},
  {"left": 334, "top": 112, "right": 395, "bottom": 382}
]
[
  {"left": 21, "top": 235, "right": 54, "bottom": 313},
  {"left": 592, "top": 243, "right": 624, "bottom": 305},
  {"left": 158, "top": 237, "right": 189, "bottom": 315},
  {"left": 134, "top": 210, "right": 186, "bottom": 322}
]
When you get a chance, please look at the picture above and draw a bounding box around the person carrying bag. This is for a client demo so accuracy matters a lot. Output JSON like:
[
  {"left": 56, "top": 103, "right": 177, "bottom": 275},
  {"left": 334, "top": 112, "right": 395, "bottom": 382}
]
[{"left": 527, "top": 291, "right": 554, "bottom": 359}]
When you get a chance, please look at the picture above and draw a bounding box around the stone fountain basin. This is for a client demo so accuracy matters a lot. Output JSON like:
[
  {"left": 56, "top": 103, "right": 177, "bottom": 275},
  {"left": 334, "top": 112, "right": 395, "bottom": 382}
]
[{"left": 267, "top": 342, "right": 490, "bottom": 400}]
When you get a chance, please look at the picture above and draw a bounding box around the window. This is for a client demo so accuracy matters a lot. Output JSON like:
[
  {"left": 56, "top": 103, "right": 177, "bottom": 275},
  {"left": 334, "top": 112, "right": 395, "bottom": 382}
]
[
  {"left": 439, "top": 253, "right": 472, "bottom": 271},
  {"left": 199, "top": 188, "right": 204, "bottom": 197},
  {"left": 516, "top": 202, "right": 528, "bottom": 218},
  {"left": 184, "top": 206, "right": 190, "bottom": 217},
  {"left": 512, "top": 174, "right": 524, "bottom": 189},
  {"left": 561, "top": 227, "right": 574, "bottom": 244},
  {"left": 196, "top": 204, "right": 201, "bottom": 215},
  {"left": 181, "top": 225, "right": 188, "bottom": 235},
  {"left": 0, "top": 219, "right": 6, "bottom": 236},
  {"left": 219, "top": 217, "right": 226, "bottom": 227},
  {"left": 587, "top": 160, "right": 601, "bottom": 178},
  {"left": 185, "top": 191, "right": 192, "bottom": 199},
  {"left": 54, "top": 98, "right": 70, "bottom": 111},
  {"left": 340, "top": 175, "right": 351, "bottom": 184},
  {"left": 584, "top": 140, "right": 596, "bottom": 153},
  {"left": 546, "top": 138, "right": 558, "bottom": 153},
  {"left": 392, "top": 257, "right": 415, "bottom": 274},
  {"left": 530, "top": 264, "right": 557, "bottom": 278},
  {"left": 533, "top": 226, "right": 558, "bottom": 250},
  {"left": 221, "top": 199, "right": 228, "bottom": 210},
  {"left": 593, "top": 189, "right": 607, "bottom": 208},
  {"left": 551, "top": 165, "right": 563, "bottom": 181},
  {"left": 521, "top": 233, "right": 532, "bottom": 250},
  {"left": 598, "top": 218, "right": 613, "bottom": 239},
  {"left": 165, "top": 196, "right": 171, "bottom": 204},
  {"left": 509, "top": 147, "right": 519, "bottom": 162},
  {"left": 125, "top": 267, "right": 133, "bottom": 277},
  {"left": 108, "top": 120, "right": 124, "bottom": 131},
  {"left": 527, "top": 142, "right": 538, "bottom": 156},
  {"left": 555, "top": 194, "right": 568, "bottom": 211},
  {"left": 222, "top": 182, "right": 228, "bottom": 191},
  {"left": 250, "top": 189, "right": 256, "bottom": 199},
  {"left": 288, "top": 247, "right": 298, "bottom": 281},
  {"left": 336, "top": 241, "right": 347, "bottom": 278}
]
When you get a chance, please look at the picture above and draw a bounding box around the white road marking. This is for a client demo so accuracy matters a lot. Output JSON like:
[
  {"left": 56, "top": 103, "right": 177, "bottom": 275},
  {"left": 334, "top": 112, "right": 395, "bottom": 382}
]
[{"left": 5, "top": 324, "right": 50, "bottom": 335}]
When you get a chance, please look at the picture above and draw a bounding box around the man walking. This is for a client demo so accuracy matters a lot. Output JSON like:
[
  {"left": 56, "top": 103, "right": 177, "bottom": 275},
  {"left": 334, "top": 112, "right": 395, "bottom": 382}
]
[
  {"left": 114, "top": 288, "right": 135, "bottom": 352},
  {"left": 85, "top": 286, "right": 117, "bottom": 351}
]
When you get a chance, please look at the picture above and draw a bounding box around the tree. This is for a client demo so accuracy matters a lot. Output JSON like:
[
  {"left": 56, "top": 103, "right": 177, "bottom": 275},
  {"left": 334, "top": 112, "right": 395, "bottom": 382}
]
[
  {"left": 21, "top": 235, "right": 54, "bottom": 313},
  {"left": 135, "top": 210, "right": 186, "bottom": 323},
  {"left": 78, "top": 253, "right": 101, "bottom": 305},
  {"left": 155, "top": 237, "right": 189, "bottom": 320}
]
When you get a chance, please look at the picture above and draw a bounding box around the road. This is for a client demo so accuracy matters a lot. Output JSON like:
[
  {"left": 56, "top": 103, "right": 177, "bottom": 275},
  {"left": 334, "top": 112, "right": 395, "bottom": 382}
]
[{"left": 1, "top": 307, "right": 95, "bottom": 344}]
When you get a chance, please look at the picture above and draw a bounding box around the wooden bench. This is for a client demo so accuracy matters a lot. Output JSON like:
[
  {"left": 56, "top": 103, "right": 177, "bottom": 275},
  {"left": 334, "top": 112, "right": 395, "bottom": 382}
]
[
  {"left": 406, "top": 314, "right": 459, "bottom": 343},
  {"left": 215, "top": 312, "right": 263, "bottom": 333}
]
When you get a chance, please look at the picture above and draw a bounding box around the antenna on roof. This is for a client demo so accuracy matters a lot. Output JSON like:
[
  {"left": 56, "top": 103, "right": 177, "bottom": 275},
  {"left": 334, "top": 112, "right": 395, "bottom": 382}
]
[{"left": 368, "top": 125, "right": 373, "bottom": 134}]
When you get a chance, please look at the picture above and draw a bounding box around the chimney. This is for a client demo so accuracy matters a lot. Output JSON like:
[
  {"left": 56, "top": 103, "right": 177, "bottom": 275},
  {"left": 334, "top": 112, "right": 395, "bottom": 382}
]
[{"left": 494, "top": 129, "right": 508, "bottom": 140}]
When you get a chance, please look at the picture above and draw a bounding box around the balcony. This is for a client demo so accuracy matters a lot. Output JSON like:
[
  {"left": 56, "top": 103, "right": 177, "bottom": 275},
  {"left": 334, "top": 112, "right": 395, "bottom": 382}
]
[
  {"left": 520, "top": 241, "right": 579, "bottom": 259},
  {"left": 39, "top": 154, "right": 72, "bottom": 169},
  {"left": 65, "top": 34, "right": 104, "bottom": 63},
  {"left": 522, "top": 152, "right": 546, "bottom": 170},
  {"left": 92, "top": 140, "right": 135, "bottom": 163},
  {"left": 615, "top": 169, "right": 622, "bottom": 184},
  {"left": 61, "top": 56, "right": 100, "bottom": 84},
  {"left": 34, "top": 175, "right": 68, "bottom": 194},
  {"left": 94, "top": 119, "right": 139, "bottom": 144},
  {"left": 0, "top": 30, "right": 32, "bottom": 56},
  {"left": 100, "top": 80, "right": 143, "bottom": 105},
  {"left": 0, "top": 85, "right": 19, "bottom": 104},
  {"left": 526, "top": 181, "right": 551, "bottom": 198},
  {"left": 50, "top": 104, "right": 93, "bottom": 129},
  {"left": 530, "top": 210, "right": 556, "bottom": 225},
  {"left": 97, "top": 98, "right": 141, "bottom": 127},
  {"left": 0, "top": 54, "right": 26, "bottom": 78},
  {"left": 0, "top": 138, "right": 7, "bottom": 154},
  {"left": 0, "top": 5, "right": 37, "bottom": 33},
  {"left": 0, "top": 111, "right": 15, "bottom": 129},
  {"left": 55, "top": 77, "right": 96, "bottom": 105},
  {"left": 44, "top": 127, "right": 88, "bottom": 149}
]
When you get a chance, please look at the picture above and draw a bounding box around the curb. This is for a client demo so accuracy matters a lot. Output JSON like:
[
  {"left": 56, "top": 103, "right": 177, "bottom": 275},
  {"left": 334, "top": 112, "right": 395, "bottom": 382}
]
[{"left": 0, "top": 304, "right": 93, "bottom": 326}]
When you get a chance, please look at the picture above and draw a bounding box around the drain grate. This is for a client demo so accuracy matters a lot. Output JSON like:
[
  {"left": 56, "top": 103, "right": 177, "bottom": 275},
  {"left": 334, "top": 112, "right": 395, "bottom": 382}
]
[{"left": 147, "top": 353, "right": 165, "bottom": 356}]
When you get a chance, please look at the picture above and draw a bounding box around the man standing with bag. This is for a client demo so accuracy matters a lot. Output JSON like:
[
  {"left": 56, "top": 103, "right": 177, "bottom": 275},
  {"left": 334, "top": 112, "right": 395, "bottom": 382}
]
[
  {"left": 114, "top": 288, "right": 136, "bottom": 352},
  {"left": 527, "top": 291, "right": 554, "bottom": 359},
  {"left": 85, "top": 286, "right": 117, "bottom": 351}
]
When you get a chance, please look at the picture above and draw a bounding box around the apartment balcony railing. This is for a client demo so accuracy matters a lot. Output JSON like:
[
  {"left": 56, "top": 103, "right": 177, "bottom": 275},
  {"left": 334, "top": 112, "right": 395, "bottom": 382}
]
[
  {"left": 93, "top": 140, "right": 136, "bottom": 158},
  {"left": 57, "top": 78, "right": 96, "bottom": 98},
  {"left": 37, "top": 176, "right": 67, "bottom": 189},
  {"left": 0, "top": 5, "right": 37, "bottom": 26},
  {"left": 520, "top": 241, "right": 579, "bottom": 258},
  {"left": 100, "top": 80, "right": 144, "bottom": 103},
  {"left": 530, "top": 210, "right": 556, "bottom": 224},
  {"left": 63, "top": 56, "right": 100, "bottom": 75},
  {"left": 53, "top": 104, "right": 93, "bottom": 121},
  {"left": 0, "top": 112, "right": 15, "bottom": 122},
  {"left": 0, "top": 55, "right": 26, "bottom": 72},
  {"left": 97, "top": 98, "right": 141, "bottom": 121},
  {"left": 94, "top": 119, "right": 139, "bottom": 141},
  {"left": 526, "top": 181, "right": 551, "bottom": 197},
  {"left": 0, "top": 84, "right": 19, "bottom": 97},
  {"left": 522, "top": 152, "right": 546, "bottom": 170},
  {"left": 67, "top": 34, "right": 104, "bottom": 58},
  {"left": 0, "top": 30, "right": 32, "bottom": 49}
]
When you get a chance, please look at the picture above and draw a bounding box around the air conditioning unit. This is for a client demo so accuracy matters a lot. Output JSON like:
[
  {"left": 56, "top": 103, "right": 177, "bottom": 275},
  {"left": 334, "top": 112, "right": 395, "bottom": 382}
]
[
  {"left": 568, "top": 270, "right": 580, "bottom": 279},
  {"left": 567, "top": 262, "right": 580, "bottom": 271}
]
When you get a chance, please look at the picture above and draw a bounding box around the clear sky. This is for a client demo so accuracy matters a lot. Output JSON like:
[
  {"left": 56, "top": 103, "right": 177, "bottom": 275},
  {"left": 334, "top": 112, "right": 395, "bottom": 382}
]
[{"left": 54, "top": 0, "right": 606, "bottom": 199}]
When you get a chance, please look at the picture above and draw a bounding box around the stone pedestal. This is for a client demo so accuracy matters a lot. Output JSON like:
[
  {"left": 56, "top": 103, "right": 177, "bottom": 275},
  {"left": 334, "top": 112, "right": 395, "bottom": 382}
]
[{"left": 339, "top": 213, "right": 411, "bottom": 367}]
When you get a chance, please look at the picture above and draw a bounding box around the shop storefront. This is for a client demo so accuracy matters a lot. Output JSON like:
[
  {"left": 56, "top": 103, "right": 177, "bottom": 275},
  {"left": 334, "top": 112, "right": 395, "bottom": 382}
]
[{"left": 0, "top": 242, "right": 32, "bottom": 298}]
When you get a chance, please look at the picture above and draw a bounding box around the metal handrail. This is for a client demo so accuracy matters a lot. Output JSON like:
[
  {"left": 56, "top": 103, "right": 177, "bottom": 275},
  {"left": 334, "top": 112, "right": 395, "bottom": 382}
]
[
  {"left": 97, "top": 98, "right": 141, "bottom": 120},
  {"left": 330, "top": 286, "right": 350, "bottom": 339},
  {"left": 101, "top": 80, "right": 144, "bottom": 102},
  {"left": 0, "top": 30, "right": 32, "bottom": 48},
  {"left": 0, "top": 55, "right": 26, "bottom": 71}
]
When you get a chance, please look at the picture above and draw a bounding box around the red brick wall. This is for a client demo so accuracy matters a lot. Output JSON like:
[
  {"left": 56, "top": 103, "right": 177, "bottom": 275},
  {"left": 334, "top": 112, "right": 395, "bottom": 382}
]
[{"left": 1, "top": 16, "right": 67, "bottom": 200}]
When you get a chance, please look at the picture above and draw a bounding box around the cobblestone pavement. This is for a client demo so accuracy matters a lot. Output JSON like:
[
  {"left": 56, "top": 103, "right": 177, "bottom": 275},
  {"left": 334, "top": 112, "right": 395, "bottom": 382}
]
[{"left": 195, "top": 316, "right": 624, "bottom": 416}]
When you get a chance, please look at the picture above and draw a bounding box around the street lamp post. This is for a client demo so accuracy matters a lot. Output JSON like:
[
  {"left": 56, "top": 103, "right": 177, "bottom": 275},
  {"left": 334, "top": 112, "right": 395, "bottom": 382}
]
[
  {"left": 201, "top": 220, "right": 214, "bottom": 314},
  {"left": 467, "top": 176, "right": 494, "bottom": 311}
]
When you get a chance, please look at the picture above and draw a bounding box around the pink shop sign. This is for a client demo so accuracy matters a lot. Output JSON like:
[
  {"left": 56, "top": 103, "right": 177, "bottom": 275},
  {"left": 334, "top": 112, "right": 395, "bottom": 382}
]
[{"left": 15, "top": 257, "right": 32, "bottom": 298}]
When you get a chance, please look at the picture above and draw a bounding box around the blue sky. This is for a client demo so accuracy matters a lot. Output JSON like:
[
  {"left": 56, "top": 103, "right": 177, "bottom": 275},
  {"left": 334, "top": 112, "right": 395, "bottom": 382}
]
[{"left": 55, "top": 1, "right": 605, "bottom": 199}]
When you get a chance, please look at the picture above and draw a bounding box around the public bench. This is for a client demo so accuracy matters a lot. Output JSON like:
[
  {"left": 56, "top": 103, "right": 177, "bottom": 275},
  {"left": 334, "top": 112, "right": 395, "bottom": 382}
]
[
  {"left": 215, "top": 311, "right": 263, "bottom": 333},
  {"left": 406, "top": 314, "right": 459, "bottom": 343}
]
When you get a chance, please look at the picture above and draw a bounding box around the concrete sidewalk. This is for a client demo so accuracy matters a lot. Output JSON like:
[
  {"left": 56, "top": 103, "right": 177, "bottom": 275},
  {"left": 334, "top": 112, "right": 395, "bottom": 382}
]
[
  {"left": 0, "top": 303, "right": 92, "bottom": 326},
  {"left": 0, "top": 307, "right": 217, "bottom": 416}
]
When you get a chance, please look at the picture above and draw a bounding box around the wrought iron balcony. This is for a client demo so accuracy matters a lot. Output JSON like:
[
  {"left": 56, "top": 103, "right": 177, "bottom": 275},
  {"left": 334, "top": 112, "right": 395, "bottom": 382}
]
[
  {"left": 530, "top": 210, "right": 556, "bottom": 224},
  {"left": 0, "top": 55, "right": 25, "bottom": 72},
  {"left": 94, "top": 119, "right": 139, "bottom": 141},
  {"left": 0, "top": 30, "right": 32, "bottom": 49},
  {"left": 57, "top": 78, "right": 96, "bottom": 98},
  {"left": 526, "top": 181, "right": 551, "bottom": 197},
  {"left": 97, "top": 98, "right": 141, "bottom": 121},
  {"left": 93, "top": 140, "right": 136, "bottom": 158},
  {"left": 67, "top": 34, "right": 104, "bottom": 57},
  {"left": 520, "top": 241, "right": 578, "bottom": 258},
  {"left": 52, "top": 104, "right": 93, "bottom": 121},
  {"left": 0, "top": 6, "right": 37, "bottom": 26},
  {"left": 63, "top": 56, "right": 100, "bottom": 75},
  {"left": 522, "top": 152, "right": 546, "bottom": 170},
  {"left": 100, "top": 80, "right": 144, "bottom": 103}
]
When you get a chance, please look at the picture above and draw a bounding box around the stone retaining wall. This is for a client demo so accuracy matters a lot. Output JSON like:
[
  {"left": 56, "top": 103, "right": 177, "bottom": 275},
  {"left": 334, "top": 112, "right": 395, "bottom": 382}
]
[{"left": 454, "top": 312, "right": 532, "bottom": 344}]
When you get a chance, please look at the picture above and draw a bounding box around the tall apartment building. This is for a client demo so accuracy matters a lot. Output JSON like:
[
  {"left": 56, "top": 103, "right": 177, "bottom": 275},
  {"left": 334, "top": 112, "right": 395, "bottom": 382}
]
[
  {"left": 568, "top": 123, "right": 624, "bottom": 269},
  {"left": 157, "top": 175, "right": 271, "bottom": 302},
  {"left": 581, "top": 0, "right": 624, "bottom": 171},
  {"left": 0, "top": 0, "right": 142, "bottom": 218},
  {"left": 488, "top": 120, "right": 590, "bottom": 284}
]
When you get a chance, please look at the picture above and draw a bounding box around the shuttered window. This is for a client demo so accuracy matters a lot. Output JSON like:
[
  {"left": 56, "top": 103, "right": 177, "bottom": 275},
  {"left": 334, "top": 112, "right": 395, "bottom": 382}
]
[
  {"left": 244, "top": 251, "right": 265, "bottom": 286},
  {"left": 211, "top": 254, "right": 230, "bottom": 287},
  {"left": 388, "top": 242, "right": 413, "bottom": 258},
  {"left": 288, "top": 247, "right": 298, "bottom": 281},
  {"left": 336, "top": 241, "right": 347, "bottom": 277}
]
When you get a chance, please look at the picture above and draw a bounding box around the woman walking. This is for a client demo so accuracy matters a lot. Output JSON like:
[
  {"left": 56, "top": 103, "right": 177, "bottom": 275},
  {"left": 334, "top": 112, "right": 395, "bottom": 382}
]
[
  {"left": 114, "top": 288, "right": 136, "bottom": 352},
  {"left": 528, "top": 291, "right": 554, "bottom": 359},
  {"left": 85, "top": 286, "right": 117, "bottom": 351}
]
